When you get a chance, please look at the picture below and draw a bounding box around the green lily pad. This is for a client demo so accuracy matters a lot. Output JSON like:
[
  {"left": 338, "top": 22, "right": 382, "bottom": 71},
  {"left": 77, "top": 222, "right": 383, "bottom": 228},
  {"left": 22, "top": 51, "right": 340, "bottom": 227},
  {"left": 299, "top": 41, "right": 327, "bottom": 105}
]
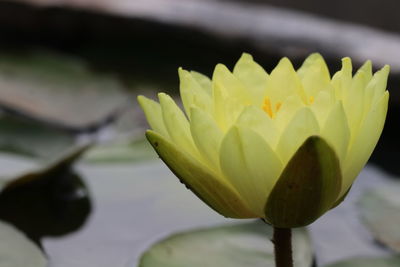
[
  {"left": 0, "top": 145, "right": 91, "bottom": 243},
  {"left": 0, "top": 144, "right": 90, "bottom": 191},
  {"left": 358, "top": 184, "right": 400, "bottom": 252},
  {"left": 324, "top": 256, "right": 400, "bottom": 267},
  {"left": 83, "top": 104, "right": 156, "bottom": 163},
  {"left": 0, "top": 113, "right": 76, "bottom": 159},
  {"left": 84, "top": 138, "right": 156, "bottom": 163},
  {"left": 0, "top": 220, "right": 46, "bottom": 267},
  {"left": 0, "top": 50, "right": 129, "bottom": 130},
  {"left": 0, "top": 145, "right": 90, "bottom": 190},
  {"left": 139, "top": 221, "right": 313, "bottom": 267}
]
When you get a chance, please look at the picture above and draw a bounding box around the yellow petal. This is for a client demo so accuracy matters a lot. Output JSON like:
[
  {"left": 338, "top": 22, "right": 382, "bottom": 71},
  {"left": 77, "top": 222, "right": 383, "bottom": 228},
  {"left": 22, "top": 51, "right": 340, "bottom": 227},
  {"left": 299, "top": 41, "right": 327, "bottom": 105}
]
[
  {"left": 212, "top": 81, "right": 244, "bottom": 131},
  {"left": 297, "top": 53, "right": 331, "bottom": 97},
  {"left": 236, "top": 106, "right": 279, "bottom": 148},
  {"left": 233, "top": 53, "right": 268, "bottom": 106},
  {"left": 358, "top": 60, "right": 373, "bottom": 82},
  {"left": 310, "top": 90, "right": 335, "bottom": 126},
  {"left": 364, "top": 65, "right": 390, "bottom": 115},
  {"left": 219, "top": 126, "right": 283, "bottom": 216},
  {"left": 146, "top": 130, "right": 256, "bottom": 218},
  {"left": 342, "top": 91, "right": 389, "bottom": 196},
  {"left": 179, "top": 68, "right": 212, "bottom": 118},
  {"left": 266, "top": 57, "right": 306, "bottom": 103},
  {"left": 265, "top": 136, "right": 342, "bottom": 227},
  {"left": 276, "top": 107, "right": 320, "bottom": 164},
  {"left": 190, "top": 107, "right": 223, "bottom": 169},
  {"left": 158, "top": 93, "right": 198, "bottom": 155},
  {"left": 331, "top": 57, "right": 352, "bottom": 100},
  {"left": 212, "top": 64, "right": 251, "bottom": 104},
  {"left": 190, "top": 71, "right": 212, "bottom": 95},
  {"left": 321, "top": 101, "right": 350, "bottom": 161},
  {"left": 343, "top": 71, "right": 366, "bottom": 134},
  {"left": 274, "top": 94, "right": 304, "bottom": 131},
  {"left": 137, "top": 95, "right": 169, "bottom": 138}
]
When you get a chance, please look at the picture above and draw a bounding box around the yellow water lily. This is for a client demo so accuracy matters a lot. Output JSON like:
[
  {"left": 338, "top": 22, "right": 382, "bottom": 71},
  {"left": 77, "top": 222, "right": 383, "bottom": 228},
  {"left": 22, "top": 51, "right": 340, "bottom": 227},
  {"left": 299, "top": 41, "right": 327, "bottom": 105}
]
[{"left": 138, "top": 53, "right": 389, "bottom": 227}]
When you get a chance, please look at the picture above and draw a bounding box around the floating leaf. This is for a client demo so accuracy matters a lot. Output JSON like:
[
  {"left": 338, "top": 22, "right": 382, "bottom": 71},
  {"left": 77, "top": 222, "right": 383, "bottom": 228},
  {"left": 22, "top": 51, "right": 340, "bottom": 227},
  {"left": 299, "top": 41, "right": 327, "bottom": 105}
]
[
  {"left": 84, "top": 105, "right": 156, "bottom": 163},
  {"left": 0, "top": 51, "right": 129, "bottom": 130},
  {"left": 84, "top": 138, "right": 156, "bottom": 163},
  {"left": 358, "top": 184, "right": 400, "bottom": 252},
  {"left": 0, "top": 220, "right": 46, "bottom": 267},
  {"left": 0, "top": 145, "right": 92, "bottom": 243},
  {"left": 325, "top": 256, "right": 400, "bottom": 267},
  {"left": 0, "top": 113, "right": 76, "bottom": 159},
  {"left": 139, "top": 221, "right": 313, "bottom": 267}
]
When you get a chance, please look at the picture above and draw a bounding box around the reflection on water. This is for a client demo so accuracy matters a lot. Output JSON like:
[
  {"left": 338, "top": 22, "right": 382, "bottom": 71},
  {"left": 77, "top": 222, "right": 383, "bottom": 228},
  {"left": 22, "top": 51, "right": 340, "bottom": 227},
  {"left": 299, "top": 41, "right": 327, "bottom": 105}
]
[{"left": 0, "top": 169, "right": 91, "bottom": 246}]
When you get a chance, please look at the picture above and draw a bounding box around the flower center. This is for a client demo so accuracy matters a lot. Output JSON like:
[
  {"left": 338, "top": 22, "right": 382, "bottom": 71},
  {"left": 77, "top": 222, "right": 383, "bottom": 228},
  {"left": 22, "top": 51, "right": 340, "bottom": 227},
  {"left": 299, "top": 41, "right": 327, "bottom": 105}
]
[
  {"left": 262, "top": 96, "right": 315, "bottom": 118},
  {"left": 262, "top": 97, "right": 281, "bottom": 118}
]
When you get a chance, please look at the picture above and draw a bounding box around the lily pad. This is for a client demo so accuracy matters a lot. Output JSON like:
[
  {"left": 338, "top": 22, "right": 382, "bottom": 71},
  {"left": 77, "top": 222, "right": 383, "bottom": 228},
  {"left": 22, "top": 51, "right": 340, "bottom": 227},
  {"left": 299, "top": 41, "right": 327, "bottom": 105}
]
[
  {"left": 83, "top": 104, "right": 156, "bottom": 163},
  {"left": 0, "top": 113, "right": 76, "bottom": 159},
  {"left": 0, "top": 50, "right": 129, "bottom": 130},
  {"left": 139, "top": 221, "right": 313, "bottom": 267},
  {"left": 325, "top": 256, "right": 400, "bottom": 267},
  {"left": 0, "top": 144, "right": 90, "bottom": 190},
  {"left": 0, "top": 220, "right": 47, "bottom": 267},
  {"left": 0, "top": 145, "right": 92, "bottom": 243},
  {"left": 84, "top": 138, "right": 156, "bottom": 163},
  {"left": 358, "top": 184, "right": 400, "bottom": 252}
]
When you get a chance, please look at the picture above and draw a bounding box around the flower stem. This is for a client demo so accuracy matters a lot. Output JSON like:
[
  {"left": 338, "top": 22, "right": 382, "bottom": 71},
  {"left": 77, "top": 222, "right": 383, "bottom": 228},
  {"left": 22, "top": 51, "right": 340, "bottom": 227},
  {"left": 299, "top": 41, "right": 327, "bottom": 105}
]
[{"left": 273, "top": 227, "right": 293, "bottom": 267}]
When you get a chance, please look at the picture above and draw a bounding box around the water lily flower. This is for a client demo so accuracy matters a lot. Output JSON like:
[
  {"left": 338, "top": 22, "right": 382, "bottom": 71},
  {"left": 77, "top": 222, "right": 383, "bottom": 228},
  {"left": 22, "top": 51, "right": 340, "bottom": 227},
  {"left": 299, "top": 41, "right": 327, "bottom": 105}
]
[{"left": 138, "top": 53, "right": 389, "bottom": 228}]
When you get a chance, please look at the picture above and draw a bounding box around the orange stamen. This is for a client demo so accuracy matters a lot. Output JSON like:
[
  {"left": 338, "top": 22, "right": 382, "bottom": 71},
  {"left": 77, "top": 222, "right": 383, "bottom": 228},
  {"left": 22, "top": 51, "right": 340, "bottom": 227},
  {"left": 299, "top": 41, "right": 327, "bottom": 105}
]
[
  {"left": 263, "top": 97, "right": 273, "bottom": 118},
  {"left": 263, "top": 97, "right": 282, "bottom": 118}
]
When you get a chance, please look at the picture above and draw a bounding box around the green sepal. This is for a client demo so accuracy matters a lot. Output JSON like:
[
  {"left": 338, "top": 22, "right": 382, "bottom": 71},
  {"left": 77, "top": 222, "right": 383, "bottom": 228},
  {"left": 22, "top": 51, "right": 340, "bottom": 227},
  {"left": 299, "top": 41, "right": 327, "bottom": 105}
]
[
  {"left": 264, "top": 136, "right": 342, "bottom": 228},
  {"left": 145, "top": 130, "right": 255, "bottom": 219}
]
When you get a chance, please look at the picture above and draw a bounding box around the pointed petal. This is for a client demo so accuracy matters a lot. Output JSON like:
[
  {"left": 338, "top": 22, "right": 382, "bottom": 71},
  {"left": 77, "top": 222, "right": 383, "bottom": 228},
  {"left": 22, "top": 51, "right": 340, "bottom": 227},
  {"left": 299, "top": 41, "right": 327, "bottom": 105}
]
[
  {"left": 233, "top": 53, "right": 268, "bottom": 106},
  {"left": 220, "top": 126, "right": 283, "bottom": 216},
  {"left": 358, "top": 60, "right": 373, "bottom": 82},
  {"left": 276, "top": 107, "right": 320, "bottom": 164},
  {"left": 274, "top": 94, "right": 304, "bottom": 131},
  {"left": 364, "top": 65, "right": 390, "bottom": 115},
  {"left": 137, "top": 95, "right": 169, "bottom": 138},
  {"left": 331, "top": 57, "right": 352, "bottom": 100},
  {"left": 266, "top": 57, "right": 306, "bottom": 103},
  {"left": 297, "top": 53, "right": 331, "bottom": 97},
  {"left": 343, "top": 71, "right": 366, "bottom": 134},
  {"left": 190, "top": 71, "right": 212, "bottom": 95},
  {"left": 321, "top": 101, "right": 350, "bottom": 161},
  {"left": 310, "top": 90, "right": 335, "bottom": 126},
  {"left": 212, "top": 64, "right": 251, "bottom": 104},
  {"left": 146, "top": 130, "right": 256, "bottom": 218},
  {"left": 236, "top": 106, "right": 279, "bottom": 148},
  {"left": 265, "top": 136, "right": 342, "bottom": 227},
  {"left": 212, "top": 81, "right": 244, "bottom": 131},
  {"left": 342, "top": 91, "right": 389, "bottom": 196},
  {"left": 158, "top": 93, "right": 198, "bottom": 155},
  {"left": 179, "top": 68, "right": 212, "bottom": 118},
  {"left": 190, "top": 107, "right": 223, "bottom": 169}
]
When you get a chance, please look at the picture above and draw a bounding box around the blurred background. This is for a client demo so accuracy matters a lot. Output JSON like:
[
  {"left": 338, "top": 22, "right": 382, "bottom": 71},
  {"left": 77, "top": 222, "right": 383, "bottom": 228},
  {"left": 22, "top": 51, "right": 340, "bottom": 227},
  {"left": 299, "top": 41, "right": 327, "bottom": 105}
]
[{"left": 0, "top": 0, "right": 400, "bottom": 266}]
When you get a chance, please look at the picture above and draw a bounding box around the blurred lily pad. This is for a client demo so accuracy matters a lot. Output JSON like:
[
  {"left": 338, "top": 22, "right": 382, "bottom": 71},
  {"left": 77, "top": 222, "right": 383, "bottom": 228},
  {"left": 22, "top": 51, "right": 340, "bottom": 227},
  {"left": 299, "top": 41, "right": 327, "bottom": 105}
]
[
  {"left": 358, "top": 184, "right": 400, "bottom": 252},
  {"left": 0, "top": 144, "right": 90, "bottom": 191},
  {"left": 0, "top": 145, "right": 91, "bottom": 243},
  {"left": 0, "top": 113, "right": 76, "bottom": 159},
  {"left": 0, "top": 220, "right": 47, "bottom": 267},
  {"left": 139, "top": 221, "right": 313, "bottom": 267},
  {"left": 83, "top": 105, "right": 156, "bottom": 163},
  {"left": 325, "top": 256, "right": 400, "bottom": 267},
  {"left": 84, "top": 138, "right": 156, "bottom": 163},
  {"left": 0, "top": 51, "right": 129, "bottom": 130}
]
